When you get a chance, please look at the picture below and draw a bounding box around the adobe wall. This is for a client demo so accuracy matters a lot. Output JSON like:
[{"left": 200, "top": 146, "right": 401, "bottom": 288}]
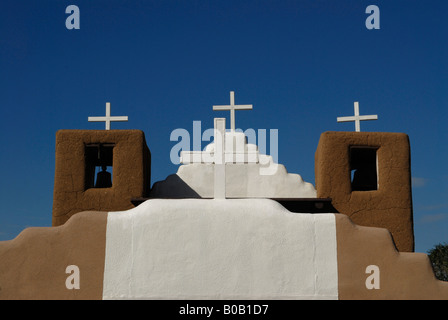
[
  {"left": 1, "top": 200, "right": 446, "bottom": 300},
  {"left": 0, "top": 211, "right": 107, "bottom": 300},
  {"left": 101, "top": 199, "right": 339, "bottom": 299},
  {"left": 336, "top": 214, "right": 448, "bottom": 299},
  {"left": 315, "top": 131, "right": 414, "bottom": 252},
  {"left": 52, "top": 130, "right": 151, "bottom": 226}
]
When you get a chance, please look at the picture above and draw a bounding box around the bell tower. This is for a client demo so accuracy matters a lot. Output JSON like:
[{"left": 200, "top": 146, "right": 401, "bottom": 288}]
[
  {"left": 52, "top": 103, "right": 151, "bottom": 226},
  {"left": 52, "top": 129, "right": 151, "bottom": 226},
  {"left": 314, "top": 131, "right": 414, "bottom": 252}
]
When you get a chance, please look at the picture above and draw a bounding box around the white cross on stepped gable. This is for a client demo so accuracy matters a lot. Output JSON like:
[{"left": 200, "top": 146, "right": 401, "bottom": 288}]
[
  {"left": 337, "top": 101, "right": 378, "bottom": 132},
  {"left": 178, "top": 118, "right": 227, "bottom": 199},
  {"left": 213, "top": 91, "right": 252, "bottom": 132},
  {"left": 88, "top": 102, "right": 128, "bottom": 130},
  {"left": 180, "top": 91, "right": 257, "bottom": 165},
  {"left": 179, "top": 121, "right": 259, "bottom": 164}
]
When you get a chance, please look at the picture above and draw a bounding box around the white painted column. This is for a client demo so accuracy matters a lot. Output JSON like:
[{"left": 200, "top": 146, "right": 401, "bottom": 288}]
[{"left": 214, "top": 118, "right": 226, "bottom": 199}]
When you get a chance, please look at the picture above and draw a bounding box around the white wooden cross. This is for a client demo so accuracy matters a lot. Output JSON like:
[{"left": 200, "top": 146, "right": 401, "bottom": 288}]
[
  {"left": 179, "top": 118, "right": 227, "bottom": 199},
  {"left": 213, "top": 91, "right": 252, "bottom": 132},
  {"left": 88, "top": 102, "right": 128, "bottom": 130},
  {"left": 337, "top": 102, "right": 378, "bottom": 132}
]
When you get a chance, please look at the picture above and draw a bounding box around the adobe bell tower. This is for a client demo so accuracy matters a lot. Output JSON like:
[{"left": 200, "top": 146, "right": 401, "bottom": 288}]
[
  {"left": 315, "top": 102, "right": 414, "bottom": 252},
  {"left": 52, "top": 103, "right": 151, "bottom": 226}
]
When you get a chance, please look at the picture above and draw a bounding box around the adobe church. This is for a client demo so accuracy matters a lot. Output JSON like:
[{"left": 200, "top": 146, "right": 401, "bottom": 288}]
[{"left": 0, "top": 93, "right": 446, "bottom": 300}]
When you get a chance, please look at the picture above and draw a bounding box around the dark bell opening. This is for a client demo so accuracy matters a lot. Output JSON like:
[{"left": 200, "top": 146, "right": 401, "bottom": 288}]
[
  {"left": 85, "top": 143, "right": 114, "bottom": 189},
  {"left": 350, "top": 146, "right": 378, "bottom": 191}
]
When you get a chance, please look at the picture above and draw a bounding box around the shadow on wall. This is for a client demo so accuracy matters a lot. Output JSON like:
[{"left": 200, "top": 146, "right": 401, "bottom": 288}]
[{"left": 150, "top": 174, "right": 201, "bottom": 199}]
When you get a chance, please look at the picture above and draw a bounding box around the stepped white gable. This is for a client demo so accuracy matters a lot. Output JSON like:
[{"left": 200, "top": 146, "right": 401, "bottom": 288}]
[{"left": 151, "top": 91, "right": 317, "bottom": 199}]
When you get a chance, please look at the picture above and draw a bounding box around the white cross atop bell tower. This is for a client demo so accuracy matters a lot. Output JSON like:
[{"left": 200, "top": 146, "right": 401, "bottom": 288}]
[
  {"left": 337, "top": 101, "right": 378, "bottom": 132},
  {"left": 88, "top": 102, "right": 128, "bottom": 130},
  {"left": 213, "top": 91, "right": 252, "bottom": 132}
]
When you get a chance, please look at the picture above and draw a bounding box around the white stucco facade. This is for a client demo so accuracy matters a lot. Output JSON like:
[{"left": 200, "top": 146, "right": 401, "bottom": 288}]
[{"left": 102, "top": 199, "right": 338, "bottom": 300}]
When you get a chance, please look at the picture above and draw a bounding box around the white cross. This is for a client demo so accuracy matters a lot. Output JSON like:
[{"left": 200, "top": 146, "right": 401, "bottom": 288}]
[
  {"left": 88, "top": 102, "right": 128, "bottom": 130},
  {"left": 337, "top": 102, "right": 378, "bottom": 132},
  {"left": 179, "top": 118, "right": 227, "bottom": 198},
  {"left": 213, "top": 91, "right": 252, "bottom": 132}
]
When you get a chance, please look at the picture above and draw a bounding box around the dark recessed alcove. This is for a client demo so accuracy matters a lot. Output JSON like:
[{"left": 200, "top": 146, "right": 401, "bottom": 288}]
[
  {"left": 350, "top": 146, "right": 378, "bottom": 191},
  {"left": 85, "top": 143, "right": 114, "bottom": 189}
]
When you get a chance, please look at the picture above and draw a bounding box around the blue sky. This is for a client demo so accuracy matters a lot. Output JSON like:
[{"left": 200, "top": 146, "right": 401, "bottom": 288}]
[{"left": 0, "top": 0, "right": 446, "bottom": 253}]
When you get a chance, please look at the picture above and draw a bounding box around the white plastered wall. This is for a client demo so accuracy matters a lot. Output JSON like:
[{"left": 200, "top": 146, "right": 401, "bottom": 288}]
[{"left": 102, "top": 199, "right": 338, "bottom": 300}]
